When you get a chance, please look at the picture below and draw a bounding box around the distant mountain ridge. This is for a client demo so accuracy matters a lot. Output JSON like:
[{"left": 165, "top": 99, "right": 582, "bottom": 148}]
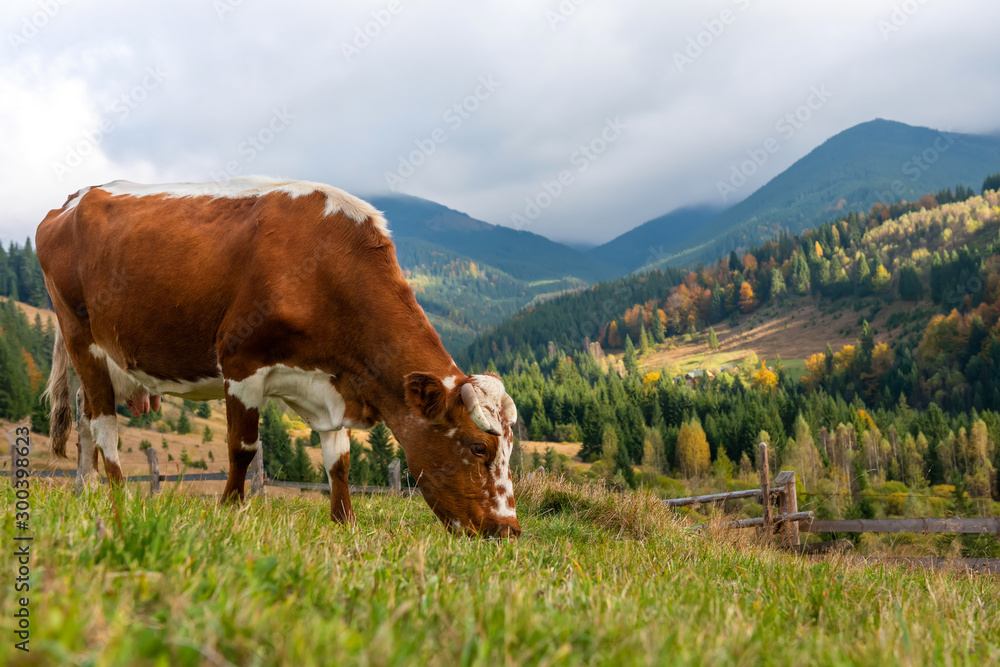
[
  {"left": 592, "top": 119, "right": 1000, "bottom": 270},
  {"left": 368, "top": 193, "right": 618, "bottom": 283},
  {"left": 588, "top": 205, "right": 722, "bottom": 274}
]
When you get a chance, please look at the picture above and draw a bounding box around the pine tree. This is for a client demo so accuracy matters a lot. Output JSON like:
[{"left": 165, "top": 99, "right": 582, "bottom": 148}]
[
  {"left": 651, "top": 311, "right": 666, "bottom": 343},
  {"left": 898, "top": 263, "right": 923, "bottom": 300},
  {"left": 260, "top": 400, "right": 294, "bottom": 480},
  {"left": 367, "top": 422, "right": 395, "bottom": 485},
  {"left": 707, "top": 327, "right": 720, "bottom": 350},
  {"left": 202, "top": 425, "right": 213, "bottom": 443},
  {"left": 614, "top": 434, "right": 637, "bottom": 488},
  {"left": 639, "top": 323, "right": 650, "bottom": 355},
  {"left": 623, "top": 335, "right": 639, "bottom": 375},
  {"left": 290, "top": 438, "right": 319, "bottom": 483},
  {"left": 30, "top": 384, "right": 49, "bottom": 435},
  {"left": 347, "top": 434, "right": 371, "bottom": 484},
  {"left": 195, "top": 402, "right": 212, "bottom": 418},
  {"left": 769, "top": 268, "right": 786, "bottom": 301},
  {"left": 176, "top": 410, "right": 192, "bottom": 435},
  {"left": 856, "top": 253, "right": 871, "bottom": 293}
]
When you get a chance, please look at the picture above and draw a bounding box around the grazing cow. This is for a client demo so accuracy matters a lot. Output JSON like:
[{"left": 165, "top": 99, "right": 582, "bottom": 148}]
[{"left": 36, "top": 177, "right": 520, "bottom": 537}]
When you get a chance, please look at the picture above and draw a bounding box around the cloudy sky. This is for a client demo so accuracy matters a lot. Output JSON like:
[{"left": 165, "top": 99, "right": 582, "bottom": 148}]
[{"left": 2, "top": 0, "right": 999, "bottom": 247}]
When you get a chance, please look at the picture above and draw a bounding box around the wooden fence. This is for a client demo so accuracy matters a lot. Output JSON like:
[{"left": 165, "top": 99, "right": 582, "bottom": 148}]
[
  {"left": 802, "top": 518, "right": 1000, "bottom": 535},
  {"left": 665, "top": 443, "right": 814, "bottom": 547},
  {"left": 664, "top": 442, "right": 1000, "bottom": 545},
  {"left": 4, "top": 438, "right": 414, "bottom": 496}
]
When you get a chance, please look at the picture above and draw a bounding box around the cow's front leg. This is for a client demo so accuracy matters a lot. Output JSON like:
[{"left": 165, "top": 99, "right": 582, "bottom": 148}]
[
  {"left": 321, "top": 429, "right": 355, "bottom": 523},
  {"left": 221, "top": 378, "right": 262, "bottom": 504}
]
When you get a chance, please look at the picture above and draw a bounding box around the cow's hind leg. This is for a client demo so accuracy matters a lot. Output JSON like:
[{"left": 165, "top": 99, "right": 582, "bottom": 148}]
[
  {"left": 321, "top": 429, "right": 354, "bottom": 523},
  {"left": 73, "top": 389, "right": 100, "bottom": 493},
  {"left": 221, "top": 377, "right": 263, "bottom": 504},
  {"left": 65, "top": 341, "right": 124, "bottom": 488}
]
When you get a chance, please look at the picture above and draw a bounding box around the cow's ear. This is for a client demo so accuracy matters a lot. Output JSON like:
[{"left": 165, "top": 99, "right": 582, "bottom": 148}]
[{"left": 404, "top": 372, "right": 450, "bottom": 422}]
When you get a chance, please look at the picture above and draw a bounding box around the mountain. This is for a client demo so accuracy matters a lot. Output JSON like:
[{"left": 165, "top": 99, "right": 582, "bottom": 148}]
[
  {"left": 601, "top": 119, "right": 1000, "bottom": 270},
  {"left": 393, "top": 237, "right": 587, "bottom": 354},
  {"left": 361, "top": 194, "right": 615, "bottom": 355},
  {"left": 588, "top": 205, "right": 722, "bottom": 274},
  {"left": 368, "top": 194, "right": 619, "bottom": 283}
]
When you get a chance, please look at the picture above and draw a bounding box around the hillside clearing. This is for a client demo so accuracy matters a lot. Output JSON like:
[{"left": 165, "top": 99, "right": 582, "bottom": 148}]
[
  {"left": 2, "top": 475, "right": 998, "bottom": 665},
  {"left": 637, "top": 297, "right": 917, "bottom": 376}
]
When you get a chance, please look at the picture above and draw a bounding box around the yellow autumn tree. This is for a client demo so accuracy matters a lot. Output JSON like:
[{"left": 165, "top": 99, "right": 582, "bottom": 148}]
[
  {"left": 676, "top": 418, "right": 710, "bottom": 478},
  {"left": 802, "top": 352, "right": 827, "bottom": 389},
  {"left": 738, "top": 281, "right": 757, "bottom": 312},
  {"left": 872, "top": 264, "right": 892, "bottom": 293},
  {"left": 22, "top": 349, "right": 43, "bottom": 393},
  {"left": 752, "top": 361, "right": 778, "bottom": 392},
  {"left": 834, "top": 344, "right": 855, "bottom": 371},
  {"left": 607, "top": 321, "right": 621, "bottom": 348}
]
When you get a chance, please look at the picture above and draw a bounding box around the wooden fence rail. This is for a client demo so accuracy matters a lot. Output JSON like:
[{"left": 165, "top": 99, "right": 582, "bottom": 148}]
[
  {"left": 0, "top": 459, "right": 415, "bottom": 497},
  {"left": 667, "top": 443, "right": 814, "bottom": 547},
  {"left": 803, "top": 518, "right": 1000, "bottom": 534},
  {"left": 665, "top": 443, "right": 999, "bottom": 548}
]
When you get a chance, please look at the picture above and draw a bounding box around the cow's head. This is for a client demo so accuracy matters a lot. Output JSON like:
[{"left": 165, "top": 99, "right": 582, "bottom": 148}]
[{"left": 399, "top": 372, "right": 520, "bottom": 538}]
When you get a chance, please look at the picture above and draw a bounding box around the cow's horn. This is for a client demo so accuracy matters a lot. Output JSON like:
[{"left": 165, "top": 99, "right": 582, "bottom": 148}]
[
  {"left": 462, "top": 383, "right": 500, "bottom": 436},
  {"left": 501, "top": 393, "right": 517, "bottom": 425}
]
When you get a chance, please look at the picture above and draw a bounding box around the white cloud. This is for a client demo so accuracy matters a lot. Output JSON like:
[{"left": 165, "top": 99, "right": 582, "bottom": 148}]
[{"left": 1, "top": 0, "right": 998, "bottom": 246}]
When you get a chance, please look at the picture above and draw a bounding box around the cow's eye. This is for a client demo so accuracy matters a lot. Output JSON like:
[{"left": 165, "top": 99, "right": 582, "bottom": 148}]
[{"left": 470, "top": 443, "right": 488, "bottom": 458}]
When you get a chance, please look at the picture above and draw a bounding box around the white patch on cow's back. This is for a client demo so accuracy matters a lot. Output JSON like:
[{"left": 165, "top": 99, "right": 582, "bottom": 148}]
[
  {"left": 442, "top": 375, "right": 457, "bottom": 390},
  {"left": 228, "top": 364, "right": 350, "bottom": 432},
  {"left": 63, "top": 186, "right": 92, "bottom": 211},
  {"left": 94, "top": 176, "right": 389, "bottom": 235}
]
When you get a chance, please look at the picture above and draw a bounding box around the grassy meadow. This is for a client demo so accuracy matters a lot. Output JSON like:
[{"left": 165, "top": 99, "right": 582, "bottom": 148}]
[{"left": 2, "top": 475, "right": 999, "bottom": 666}]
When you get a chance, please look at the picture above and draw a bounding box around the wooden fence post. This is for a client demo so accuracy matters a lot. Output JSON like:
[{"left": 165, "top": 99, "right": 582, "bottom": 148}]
[
  {"left": 388, "top": 459, "right": 401, "bottom": 492},
  {"left": 775, "top": 470, "right": 800, "bottom": 547},
  {"left": 249, "top": 446, "right": 264, "bottom": 497},
  {"left": 145, "top": 447, "right": 160, "bottom": 496},
  {"left": 758, "top": 442, "right": 771, "bottom": 534}
]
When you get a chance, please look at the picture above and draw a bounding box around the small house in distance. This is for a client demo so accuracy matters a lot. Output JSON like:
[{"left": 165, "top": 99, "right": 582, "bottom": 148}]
[{"left": 684, "top": 369, "right": 715, "bottom": 387}]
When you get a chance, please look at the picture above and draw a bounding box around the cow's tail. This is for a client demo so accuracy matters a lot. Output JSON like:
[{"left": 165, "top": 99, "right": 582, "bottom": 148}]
[{"left": 42, "top": 323, "right": 72, "bottom": 458}]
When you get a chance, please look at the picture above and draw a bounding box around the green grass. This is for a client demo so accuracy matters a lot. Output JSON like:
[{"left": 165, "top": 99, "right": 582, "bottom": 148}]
[{"left": 2, "top": 477, "right": 999, "bottom": 665}]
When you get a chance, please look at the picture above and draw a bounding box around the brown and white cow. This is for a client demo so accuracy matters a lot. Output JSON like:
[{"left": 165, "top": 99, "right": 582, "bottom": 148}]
[{"left": 36, "top": 177, "right": 520, "bottom": 537}]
